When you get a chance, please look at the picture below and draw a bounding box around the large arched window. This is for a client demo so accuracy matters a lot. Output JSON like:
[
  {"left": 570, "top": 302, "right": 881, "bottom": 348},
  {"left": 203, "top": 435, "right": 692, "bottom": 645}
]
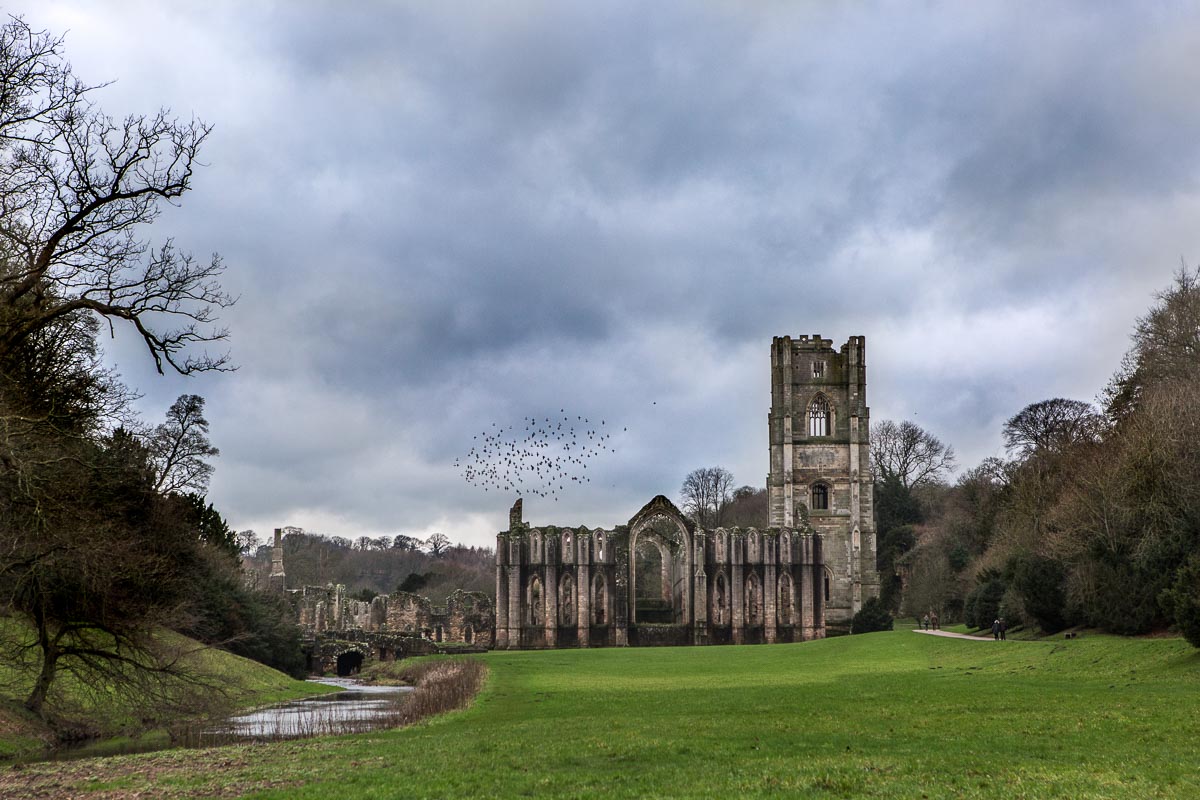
[
  {"left": 811, "top": 483, "right": 829, "bottom": 510},
  {"left": 809, "top": 395, "right": 830, "bottom": 436},
  {"left": 529, "top": 577, "right": 543, "bottom": 625}
]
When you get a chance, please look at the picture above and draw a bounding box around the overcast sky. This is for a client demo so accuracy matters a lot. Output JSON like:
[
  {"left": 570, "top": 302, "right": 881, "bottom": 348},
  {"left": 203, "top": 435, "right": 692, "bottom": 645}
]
[{"left": 11, "top": 2, "right": 1200, "bottom": 546}]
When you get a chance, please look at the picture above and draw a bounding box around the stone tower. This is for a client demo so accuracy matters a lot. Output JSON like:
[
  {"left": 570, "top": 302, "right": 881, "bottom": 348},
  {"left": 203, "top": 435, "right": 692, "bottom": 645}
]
[
  {"left": 767, "top": 335, "right": 878, "bottom": 627},
  {"left": 269, "top": 527, "right": 287, "bottom": 591}
]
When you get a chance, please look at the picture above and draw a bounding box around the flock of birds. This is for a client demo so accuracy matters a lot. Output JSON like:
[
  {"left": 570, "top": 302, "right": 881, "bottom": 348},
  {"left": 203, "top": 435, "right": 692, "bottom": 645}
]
[{"left": 456, "top": 412, "right": 623, "bottom": 501}]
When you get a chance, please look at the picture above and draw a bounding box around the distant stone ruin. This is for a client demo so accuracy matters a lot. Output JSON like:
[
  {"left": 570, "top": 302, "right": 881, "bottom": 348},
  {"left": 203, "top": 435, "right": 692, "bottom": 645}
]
[{"left": 291, "top": 585, "right": 495, "bottom": 675}]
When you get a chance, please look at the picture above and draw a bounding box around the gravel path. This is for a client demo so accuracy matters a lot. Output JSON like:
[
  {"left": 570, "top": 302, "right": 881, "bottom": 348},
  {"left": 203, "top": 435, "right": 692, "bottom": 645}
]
[{"left": 912, "top": 628, "right": 998, "bottom": 640}]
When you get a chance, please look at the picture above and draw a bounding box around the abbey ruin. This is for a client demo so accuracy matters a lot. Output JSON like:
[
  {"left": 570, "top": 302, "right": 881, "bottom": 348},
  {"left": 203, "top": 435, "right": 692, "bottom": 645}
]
[
  {"left": 274, "top": 334, "right": 878, "bottom": 662},
  {"left": 496, "top": 334, "right": 879, "bottom": 647}
]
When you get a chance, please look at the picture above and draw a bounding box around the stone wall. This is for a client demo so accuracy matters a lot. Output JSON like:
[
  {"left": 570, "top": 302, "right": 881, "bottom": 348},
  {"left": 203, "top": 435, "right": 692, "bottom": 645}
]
[
  {"left": 496, "top": 495, "right": 826, "bottom": 650},
  {"left": 294, "top": 584, "right": 495, "bottom": 648}
]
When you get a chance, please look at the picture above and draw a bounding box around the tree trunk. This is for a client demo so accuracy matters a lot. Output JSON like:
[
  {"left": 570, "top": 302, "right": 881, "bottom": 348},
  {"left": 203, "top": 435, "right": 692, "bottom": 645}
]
[{"left": 25, "top": 644, "right": 58, "bottom": 717}]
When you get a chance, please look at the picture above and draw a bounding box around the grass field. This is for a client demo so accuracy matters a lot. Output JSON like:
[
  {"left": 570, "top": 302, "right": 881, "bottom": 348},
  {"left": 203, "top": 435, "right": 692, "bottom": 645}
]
[{"left": 3, "top": 630, "right": 1198, "bottom": 798}]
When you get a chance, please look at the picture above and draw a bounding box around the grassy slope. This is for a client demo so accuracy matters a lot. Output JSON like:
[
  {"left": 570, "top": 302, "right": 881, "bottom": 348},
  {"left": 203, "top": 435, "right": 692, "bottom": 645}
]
[
  {"left": 0, "top": 624, "right": 332, "bottom": 760},
  {"left": 4, "top": 631, "right": 1199, "bottom": 798}
]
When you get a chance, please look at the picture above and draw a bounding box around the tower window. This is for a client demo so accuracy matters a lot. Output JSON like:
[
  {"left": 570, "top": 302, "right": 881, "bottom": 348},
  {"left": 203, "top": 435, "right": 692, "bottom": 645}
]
[
  {"left": 809, "top": 396, "right": 829, "bottom": 436},
  {"left": 811, "top": 484, "right": 829, "bottom": 510},
  {"left": 812, "top": 361, "right": 825, "bottom": 378}
]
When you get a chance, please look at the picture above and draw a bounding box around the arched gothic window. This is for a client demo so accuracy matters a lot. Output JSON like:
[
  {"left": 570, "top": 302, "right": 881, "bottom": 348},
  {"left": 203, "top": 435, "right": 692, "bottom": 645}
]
[
  {"left": 746, "top": 573, "right": 763, "bottom": 626},
  {"left": 809, "top": 395, "right": 830, "bottom": 436},
  {"left": 778, "top": 574, "right": 795, "bottom": 626},
  {"left": 529, "top": 577, "right": 543, "bottom": 625},
  {"left": 560, "top": 573, "right": 575, "bottom": 626},
  {"left": 593, "top": 573, "right": 607, "bottom": 625},
  {"left": 811, "top": 483, "right": 829, "bottom": 510}
]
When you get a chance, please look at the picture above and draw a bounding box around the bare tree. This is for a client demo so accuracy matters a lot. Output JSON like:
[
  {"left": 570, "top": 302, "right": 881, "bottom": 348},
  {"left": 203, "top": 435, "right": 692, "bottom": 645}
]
[
  {"left": 392, "top": 534, "right": 422, "bottom": 551},
  {"left": 1105, "top": 264, "right": 1200, "bottom": 419},
  {"left": 425, "top": 532, "right": 451, "bottom": 558},
  {"left": 680, "top": 466, "right": 735, "bottom": 528},
  {"left": 148, "top": 394, "right": 219, "bottom": 494},
  {"left": 871, "top": 420, "right": 956, "bottom": 489},
  {"left": 236, "top": 529, "right": 259, "bottom": 555},
  {"left": 0, "top": 17, "right": 234, "bottom": 723},
  {"left": 0, "top": 17, "right": 233, "bottom": 375},
  {"left": 1002, "top": 399, "right": 1102, "bottom": 460},
  {"left": 723, "top": 485, "right": 768, "bottom": 528}
]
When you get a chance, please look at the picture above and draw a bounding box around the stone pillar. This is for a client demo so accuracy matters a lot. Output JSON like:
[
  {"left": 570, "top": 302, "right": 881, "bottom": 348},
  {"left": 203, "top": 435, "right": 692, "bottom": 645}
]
[
  {"left": 813, "top": 534, "right": 826, "bottom": 639},
  {"left": 692, "top": 532, "right": 707, "bottom": 645},
  {"left": 731, "top": 533, "right": 744, "bottom": 645},
  {"left": 799, "top": 535, "right": 815, "bottom": 639},
  {"left": 269, "top": 528, "right": 286, "bottom": 591},
  {"left": 507, "top": 538, "right": 522, "bottom": 648},
  {"left": 615, "top": 540, "right": 630, "bottom": 646},
  {"left": 764, "top": 549, "right": 777, "bottom": 645},
  {"left": 544, "top": 560, "right": 558, "bottom": 650},
  {"left": 577, "top": 562, "right": 590, "bottom": 647},
  {"left": 849, "top": 414, "right": 862, "bottom": 616},
  {"left": 495, "top": 536, "right": 509, "bottom": 649}
]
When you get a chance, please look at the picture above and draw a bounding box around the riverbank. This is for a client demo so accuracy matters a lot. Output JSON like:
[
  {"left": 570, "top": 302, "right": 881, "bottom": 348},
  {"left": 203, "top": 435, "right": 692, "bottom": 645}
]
[{"left": 0, "top": 630, "right": 335, "bottom": 763}]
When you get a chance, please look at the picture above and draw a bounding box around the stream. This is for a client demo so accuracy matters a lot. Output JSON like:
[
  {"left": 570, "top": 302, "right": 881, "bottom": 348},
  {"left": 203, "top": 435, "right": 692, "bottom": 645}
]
[
  {"left": 214, "top": 677, "right": 413, "bottom": 738},
  {"left": 50, "top": 678, "right": 413, "bottom": 761}
]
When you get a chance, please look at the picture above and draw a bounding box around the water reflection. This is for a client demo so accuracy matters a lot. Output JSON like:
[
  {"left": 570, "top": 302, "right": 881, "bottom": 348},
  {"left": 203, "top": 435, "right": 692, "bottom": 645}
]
[{"left": 212, "top": 678, "right": 413, "bottom": 738}]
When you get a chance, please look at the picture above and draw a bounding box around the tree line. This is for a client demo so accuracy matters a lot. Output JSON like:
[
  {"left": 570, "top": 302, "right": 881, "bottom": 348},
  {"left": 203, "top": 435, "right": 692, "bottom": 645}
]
[
  {"left": 0, "top": 16, "right": 302, "bottom": 728},
  {"left": 242, "top": 529, "right": 494, "bottom": 603},
  {"left": 880, "top": 267, "right": 1200, "bottom": 646}
]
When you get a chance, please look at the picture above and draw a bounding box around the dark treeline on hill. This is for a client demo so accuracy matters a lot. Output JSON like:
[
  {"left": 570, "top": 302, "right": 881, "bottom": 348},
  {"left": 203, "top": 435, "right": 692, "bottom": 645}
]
[
  {"left": 878, "top": 267, "right": 1200, "bottom": 647},
  {"left": 0, "top": 15, "right": 304, "bottom": 729},
  {"left": 244, "top": 531, "right": 494, "bottom": 603}
]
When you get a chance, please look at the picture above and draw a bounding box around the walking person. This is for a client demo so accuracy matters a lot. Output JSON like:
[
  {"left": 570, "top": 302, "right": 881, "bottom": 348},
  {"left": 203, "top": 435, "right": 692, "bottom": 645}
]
[
  {"left": 991, "top": 618, "right": 1001, "bottom": 640},
  {"left": 922, "top": 613, "right": 930, "bottom": 631},
  {"left": 999, "top": 618, "right": 1007, "bottom": 640},
  {"left": 931, "top": 612, "right": 940, "bottom": 630}
]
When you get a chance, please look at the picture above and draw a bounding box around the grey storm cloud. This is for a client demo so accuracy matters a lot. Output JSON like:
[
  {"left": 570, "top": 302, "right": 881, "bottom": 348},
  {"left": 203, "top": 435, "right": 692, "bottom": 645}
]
[{"left": 12, "top": 1, "right": 1200, "bottom": 544}]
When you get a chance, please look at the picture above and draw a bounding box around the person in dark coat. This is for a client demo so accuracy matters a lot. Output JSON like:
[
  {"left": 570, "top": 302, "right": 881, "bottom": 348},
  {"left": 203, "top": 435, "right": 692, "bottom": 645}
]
[
  {"left": 991, "top": 618, "right": 1001, "bottom": 640},
  {"left": 999, "top": 618, "right": 1007, "bottom": 640}
]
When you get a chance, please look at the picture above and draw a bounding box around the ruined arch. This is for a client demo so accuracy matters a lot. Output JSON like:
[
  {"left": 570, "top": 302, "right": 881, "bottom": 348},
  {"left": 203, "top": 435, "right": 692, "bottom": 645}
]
[
  {"left": 528, "top": 575, "right": 544, "bottom": 625},
  {"left": 627, "top": 495, "right": 694, "bottom": 627},
  {"left": 778, "top": 572, "right": 796, "bottom": 626},
  {"left": 592, "top": 571, "right": 608, "bottom": 625},
  {"left": 746, "top": 572, "right": 763, "bottom": 626},
  {"left": 712, "top": 571, "right": 728, "bottom": 626},
  {"left": 746, "top": 529, "right": 761, "bottom": 563},
  {"left": 559, "top": 571, "right": 576, "bottom": 627}
]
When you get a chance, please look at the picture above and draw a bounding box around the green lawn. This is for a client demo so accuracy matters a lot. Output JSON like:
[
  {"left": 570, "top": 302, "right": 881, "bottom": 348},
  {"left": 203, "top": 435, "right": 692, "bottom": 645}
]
[{"left": 3, "top": 631, "right": 1199, "bottom": 798}]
